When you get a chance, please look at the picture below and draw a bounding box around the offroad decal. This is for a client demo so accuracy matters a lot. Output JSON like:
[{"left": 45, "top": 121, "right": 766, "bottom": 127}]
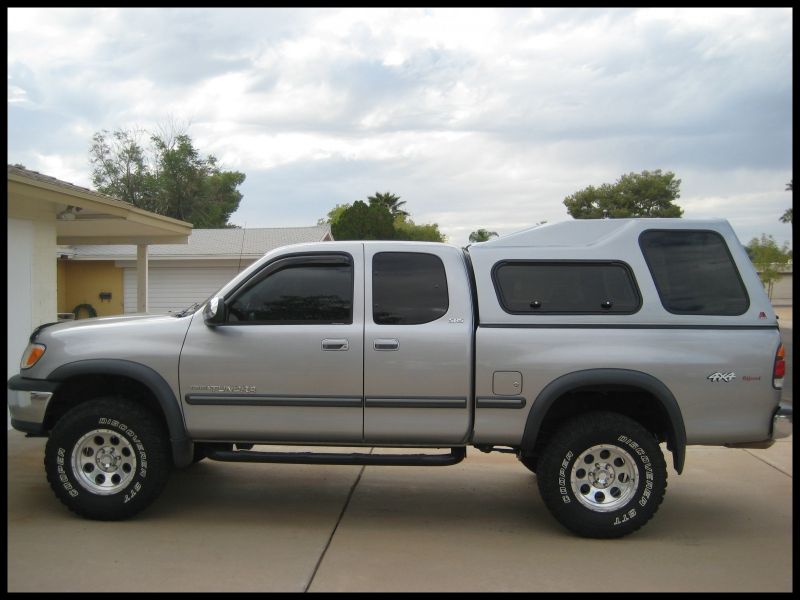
[{"left": 707, "top": 372, "right": 736, "bottom": 382}]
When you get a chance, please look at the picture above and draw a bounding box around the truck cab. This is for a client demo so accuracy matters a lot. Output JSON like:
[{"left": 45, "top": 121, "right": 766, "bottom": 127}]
[{"left": 180, "top": 241, "right": 474, "bottom": 446}]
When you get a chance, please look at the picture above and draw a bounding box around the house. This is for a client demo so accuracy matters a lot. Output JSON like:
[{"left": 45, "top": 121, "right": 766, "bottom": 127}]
[
  {"left": 756, "top": 262, "right": 793, "bottom": 305},
  {"left": 7, "top": 164, "right": 192, "bottom": 424},
  {"left": 60, "top": 225, "right": 333, "bottom": 315}
]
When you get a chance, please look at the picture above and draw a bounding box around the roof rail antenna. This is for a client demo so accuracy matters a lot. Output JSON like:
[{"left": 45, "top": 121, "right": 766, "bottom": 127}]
[{"left": 237, "top": 224, "right": 247, "bottom": 273}]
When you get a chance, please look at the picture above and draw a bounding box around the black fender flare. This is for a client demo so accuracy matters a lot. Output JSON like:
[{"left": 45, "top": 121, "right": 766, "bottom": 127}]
[
  {"left": 521, "top": 368, "right": 686, "bottom": 473},
  {"left": 47, "top": 359, "right": 194, "bottom": 468}
]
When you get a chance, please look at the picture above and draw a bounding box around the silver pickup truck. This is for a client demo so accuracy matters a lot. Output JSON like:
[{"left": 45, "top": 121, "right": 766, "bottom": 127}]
[{"left": 8, "top": 218, "right": 792, "bottom": 538}]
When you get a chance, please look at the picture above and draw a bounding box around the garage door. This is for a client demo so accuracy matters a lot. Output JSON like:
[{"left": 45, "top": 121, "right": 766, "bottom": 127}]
[{"left": 123, "top": 266, "right": 240, "bottom": 314}]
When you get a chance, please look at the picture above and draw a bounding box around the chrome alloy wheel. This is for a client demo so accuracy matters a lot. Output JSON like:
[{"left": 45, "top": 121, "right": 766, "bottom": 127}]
[
  {"left": 71, "top": 429, "right": 137, "bottom": 495},
  {"left": 570, "top": 444, "right": 638, "bottom": 512}
]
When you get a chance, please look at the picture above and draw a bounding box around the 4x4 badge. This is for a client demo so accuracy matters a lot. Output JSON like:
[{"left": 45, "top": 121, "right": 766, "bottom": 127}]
[{"left": 707, "top": 372, "right": 736, "bottom": 383}]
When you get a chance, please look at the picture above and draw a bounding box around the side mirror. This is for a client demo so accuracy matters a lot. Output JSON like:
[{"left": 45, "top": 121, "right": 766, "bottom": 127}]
[{"left": 203, "top": 296, "right": 226, "bottom": 326}]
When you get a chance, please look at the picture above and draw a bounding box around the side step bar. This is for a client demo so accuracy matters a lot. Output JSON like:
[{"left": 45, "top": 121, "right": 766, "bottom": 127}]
[{"left": 206, "top": 446, "right": 466, "bottom": 466}]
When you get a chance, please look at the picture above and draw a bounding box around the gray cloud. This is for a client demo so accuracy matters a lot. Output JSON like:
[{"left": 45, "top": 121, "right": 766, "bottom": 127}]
[{"left": 7, "top": 7, "right": 793, "bottom": 246}]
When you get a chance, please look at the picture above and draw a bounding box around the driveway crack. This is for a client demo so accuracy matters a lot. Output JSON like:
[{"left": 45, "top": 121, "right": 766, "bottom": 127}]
[
  {"left": 304, "top": 449, "right": 372, "bottom": 592},
  {"left": 743, "top": 448, "right": 792, "bottom": 478}
]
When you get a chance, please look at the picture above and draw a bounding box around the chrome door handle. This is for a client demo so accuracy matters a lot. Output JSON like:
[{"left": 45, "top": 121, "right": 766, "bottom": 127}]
[
  {"left": 374, "top": 339, "right": 399, "bottom": 351},
  {"left": 322, "top": 339, "right": 349, "bottom": 351}
]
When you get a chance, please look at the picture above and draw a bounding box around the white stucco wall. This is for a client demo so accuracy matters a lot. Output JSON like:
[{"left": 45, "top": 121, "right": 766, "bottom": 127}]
[
  {"left": 8, "top": 218, "right": 34, "bottom": 375},
  {"left": 7, "top": 214, "right": 57, "bottom": 427}
]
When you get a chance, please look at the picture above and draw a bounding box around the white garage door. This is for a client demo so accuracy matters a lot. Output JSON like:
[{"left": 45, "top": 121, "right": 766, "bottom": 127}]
[{"left": 123, "top": 266, "right": 241, "bottom": 314}]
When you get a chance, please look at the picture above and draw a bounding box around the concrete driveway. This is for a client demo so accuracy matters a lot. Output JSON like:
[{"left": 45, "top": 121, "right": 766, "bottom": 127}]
[{"left": 7, "top": 432, "right": 792, "bottom": 592}]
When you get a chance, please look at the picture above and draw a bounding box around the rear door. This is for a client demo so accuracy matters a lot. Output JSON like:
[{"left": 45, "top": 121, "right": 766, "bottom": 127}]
[{"left": 363, "top": 245, "right": 473, "bottom": 444}]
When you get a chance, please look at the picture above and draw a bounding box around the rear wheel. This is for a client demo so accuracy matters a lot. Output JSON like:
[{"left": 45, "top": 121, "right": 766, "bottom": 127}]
[
  {"left": 537, "top": 411, "right": 667, "bottom": 538},
  {"left": 44, "top": 397, "right": 171, "bottom": 520}
]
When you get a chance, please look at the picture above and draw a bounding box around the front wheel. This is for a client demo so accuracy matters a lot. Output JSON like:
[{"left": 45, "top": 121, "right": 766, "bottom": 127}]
[
  {"left": 537, "top": 411, "right": 667, "bottom": 538},
  {"left": 44, "top": 397, "right": 171, "bottom": 520}
]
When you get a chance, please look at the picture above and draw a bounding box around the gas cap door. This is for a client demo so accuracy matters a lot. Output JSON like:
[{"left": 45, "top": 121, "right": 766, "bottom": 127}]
[{"left": 493, "top": 371, "right": 522, "bottom": 396}]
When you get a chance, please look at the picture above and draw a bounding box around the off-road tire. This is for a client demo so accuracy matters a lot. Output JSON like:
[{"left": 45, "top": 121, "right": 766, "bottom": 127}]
[
  {"left": 44, "top": 397, "right": 171, "bottom": 520},
  {"left": 518, "top": 455, "right": 537, "bottom": 474},
  {"left": 537, "top": 411, "right": 667, "bottom": 539}
]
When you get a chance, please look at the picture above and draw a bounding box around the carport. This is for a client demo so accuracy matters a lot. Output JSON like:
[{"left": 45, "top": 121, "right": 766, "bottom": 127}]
[{"left": 7, "top": 165, "right": 192, "bottom": 420}]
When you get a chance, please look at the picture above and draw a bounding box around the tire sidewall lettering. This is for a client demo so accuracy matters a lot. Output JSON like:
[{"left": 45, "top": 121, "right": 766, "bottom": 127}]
[
  {"left": 97, "top": 417, "right": 148, "bottom": 479},
  {"left": 558, "top": 450, "right": 573, "bottom": 504},
  {"left": 61, "top": 417, "right": 150, "bottom": 500},
  {"left": 45, "top": 398, "right": 170, "bottom": 520},
  {"left": 616, "top": 434, "right": 654, "bottom": 509},
  {"left": 561, "top": 437, "right": 653, "bottom": 526}
]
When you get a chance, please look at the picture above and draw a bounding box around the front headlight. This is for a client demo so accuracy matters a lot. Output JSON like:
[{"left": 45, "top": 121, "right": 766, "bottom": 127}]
[{"left": 20, "top": 343, "right": 46, "bottom": 370}]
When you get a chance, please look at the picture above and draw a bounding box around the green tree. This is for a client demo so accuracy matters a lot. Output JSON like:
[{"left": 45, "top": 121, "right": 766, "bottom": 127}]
[
  {"left": 90, "top": 127, "right": 245, "bottom": 228},
  {"left": 331, "top": 200, "right": 395, "bottom": 240},
  {"left": 564, "top": 170, "right": 683, "bottom": 219},
  {"left": 322, "top": 191, "right": 445, "bottom": 241},
  {"left": 746, "top": 234, "right": 792, "bottom": 299},
  {"left": 368, "top": 191, "right": 409, "bottom": 218},
  {"left": 394, "top": 217, "right": 446, "bottom": 242},
  {"left": 318, "top": 203, "right": 351, "bottom": 226},
  {"left": 469, "top": 228, "right": 499, "bottom": 243},
  {"left": 90, "top": 129, "right": 156, "bottom": 210}
]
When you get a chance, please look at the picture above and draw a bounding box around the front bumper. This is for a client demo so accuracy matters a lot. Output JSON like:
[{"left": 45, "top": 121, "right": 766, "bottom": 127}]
[
  {"left": 772, "top": 402, "right": 793, "bottom": 440},
  {"left": 7, "top": 375, "right": 60, "bottom": 434}
]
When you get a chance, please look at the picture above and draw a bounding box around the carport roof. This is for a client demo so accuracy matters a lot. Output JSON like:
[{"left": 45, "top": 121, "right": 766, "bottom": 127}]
[
  {"left": 63, "top": 225, "right": 334, "bottom": 260},
  {"left": 8, "top": 164, "right": 192, "bottom": 245}
]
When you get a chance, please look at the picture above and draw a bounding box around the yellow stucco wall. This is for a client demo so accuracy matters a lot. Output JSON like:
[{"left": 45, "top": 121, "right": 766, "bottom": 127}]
[{"left": 59, "top": 261, "right": 124, "bottom": 317}]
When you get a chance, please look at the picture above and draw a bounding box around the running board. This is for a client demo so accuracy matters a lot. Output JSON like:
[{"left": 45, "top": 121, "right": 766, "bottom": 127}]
[{"left": 205, "top": 446, "right": 466, "bottom": 466}]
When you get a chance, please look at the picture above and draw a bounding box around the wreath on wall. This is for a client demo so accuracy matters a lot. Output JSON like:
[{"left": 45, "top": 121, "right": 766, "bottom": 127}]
[{"left": 72, "top": 303, "right": 98, "bottom": 319}]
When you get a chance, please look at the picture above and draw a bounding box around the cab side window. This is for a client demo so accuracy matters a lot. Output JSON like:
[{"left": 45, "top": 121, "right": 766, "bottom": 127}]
[
  {"left": 227, "top": 258, "right": 353, "bottom": 324},
  {"left": 372, "top": 252, "right": 449, "bottom": 325}
]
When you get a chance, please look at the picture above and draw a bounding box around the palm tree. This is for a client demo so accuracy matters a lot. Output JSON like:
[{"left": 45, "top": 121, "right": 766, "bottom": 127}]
[
  {"left": 367, "top": 192, "right": 409, "bottom": 219},
  {"left": 781, "top": 181, "right": 792, "bottom": 224},
  {"left": 469, "top": 228, "right": 499, "bottom": 243}
]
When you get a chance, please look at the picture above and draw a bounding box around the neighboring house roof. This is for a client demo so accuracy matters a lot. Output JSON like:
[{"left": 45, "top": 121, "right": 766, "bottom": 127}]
[{"left": 62, "top": 226, "right": 333, "bottom": 260}]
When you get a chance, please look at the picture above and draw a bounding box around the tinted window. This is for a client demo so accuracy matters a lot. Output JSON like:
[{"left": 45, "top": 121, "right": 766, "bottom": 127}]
[
  {"left": 639, "top": 230, "right": 749, "bottom": 315},
  {"left": 373, "top": 252, "right": 449, "bottom": 325},
  {"left": 494, "top": 262, "right": 641, "bottom": 314},
  {"left": 228, "top": 260, "right": 353, "bottom": 324}
]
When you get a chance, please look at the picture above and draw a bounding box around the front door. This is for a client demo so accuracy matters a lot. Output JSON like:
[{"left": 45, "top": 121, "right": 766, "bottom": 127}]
[{"left": 179, "top": 245, "right": 364, "bottom": 443}]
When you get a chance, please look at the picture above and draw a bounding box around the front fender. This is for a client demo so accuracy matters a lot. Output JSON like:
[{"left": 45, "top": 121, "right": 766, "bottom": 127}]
[{"left": 47, "top": 359, "right": 194, "bottom": 468}]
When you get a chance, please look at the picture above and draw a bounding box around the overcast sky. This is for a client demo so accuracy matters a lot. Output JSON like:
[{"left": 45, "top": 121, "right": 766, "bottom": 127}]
[{"left": 8, "top": 7, "right": 793, "bottom": 246}]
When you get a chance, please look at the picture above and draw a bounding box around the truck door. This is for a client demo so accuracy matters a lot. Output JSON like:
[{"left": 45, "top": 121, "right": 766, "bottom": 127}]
[
  {"left": 179, "top": 245, "right": 364, "bottom": 443},
  {"left": 363, "top": 245, "right": 473, "bottom": 444}
]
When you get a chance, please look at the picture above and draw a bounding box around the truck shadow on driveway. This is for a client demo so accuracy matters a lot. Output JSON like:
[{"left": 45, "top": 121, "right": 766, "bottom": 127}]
[{"left": 148, "top": 460, "right": 560, "bottom": 533}]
